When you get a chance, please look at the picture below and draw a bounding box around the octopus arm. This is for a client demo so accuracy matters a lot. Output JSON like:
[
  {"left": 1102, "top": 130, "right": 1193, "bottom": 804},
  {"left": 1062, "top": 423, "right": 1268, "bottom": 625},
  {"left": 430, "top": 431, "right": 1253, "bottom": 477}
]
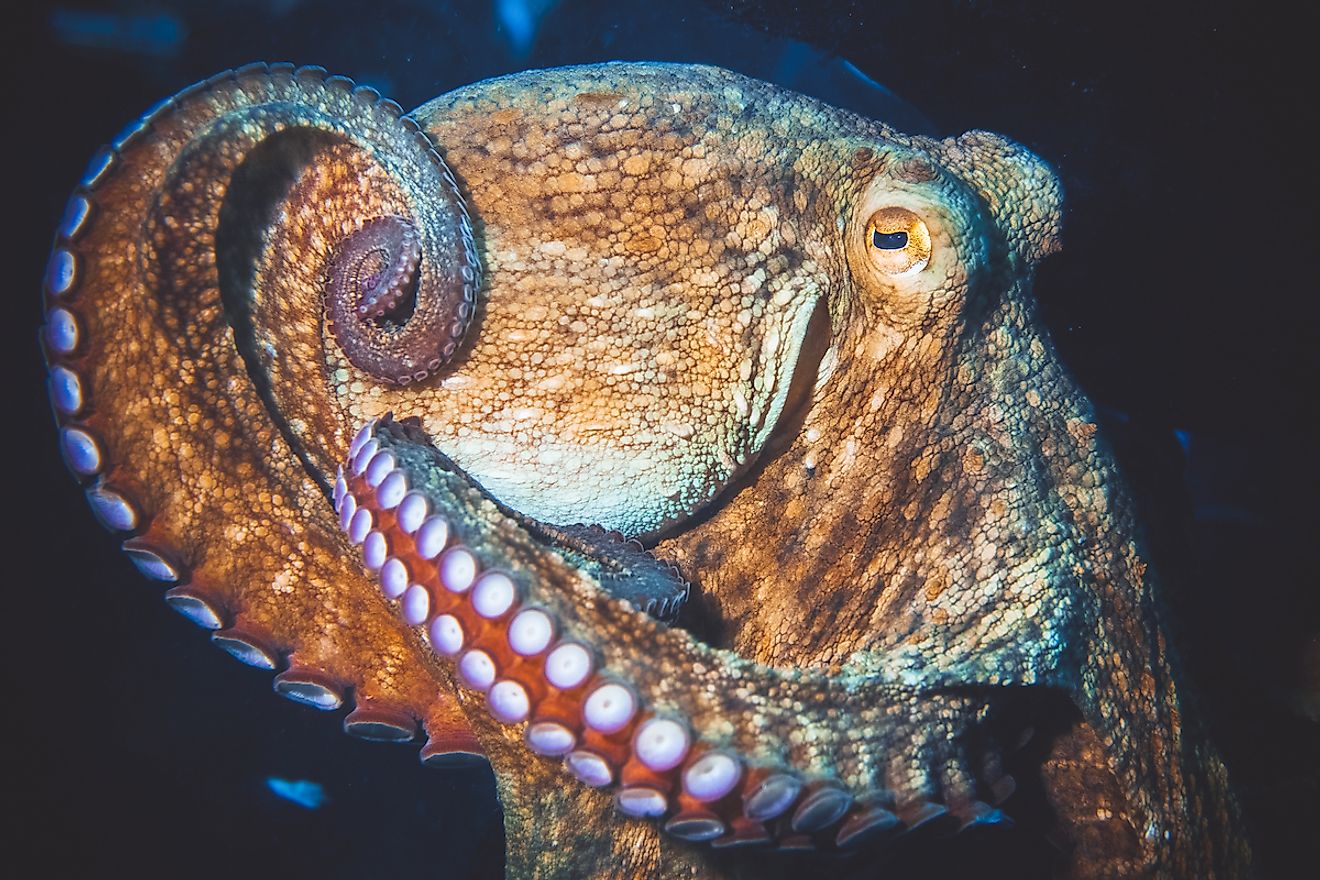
[
  {"left": 41, "top": 63, "right": 480, "bottom": 761},
  {"left": 339, "top": 416, "right": 1018, "bottom": 853}
]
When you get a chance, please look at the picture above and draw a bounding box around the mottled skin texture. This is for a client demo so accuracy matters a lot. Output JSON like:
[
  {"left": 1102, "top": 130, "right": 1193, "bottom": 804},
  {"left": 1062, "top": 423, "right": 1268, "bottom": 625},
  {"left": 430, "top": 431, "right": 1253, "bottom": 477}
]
[{"left": 43, "top": 62, "right": 1249, "bottom": 878}]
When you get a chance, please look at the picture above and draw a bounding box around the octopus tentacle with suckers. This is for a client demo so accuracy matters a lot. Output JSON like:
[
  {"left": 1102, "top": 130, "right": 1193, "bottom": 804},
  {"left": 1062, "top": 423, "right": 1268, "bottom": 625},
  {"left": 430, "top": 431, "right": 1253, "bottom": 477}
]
[{"left": 41, "top": 62, "right": 1251, "bottom": 877}]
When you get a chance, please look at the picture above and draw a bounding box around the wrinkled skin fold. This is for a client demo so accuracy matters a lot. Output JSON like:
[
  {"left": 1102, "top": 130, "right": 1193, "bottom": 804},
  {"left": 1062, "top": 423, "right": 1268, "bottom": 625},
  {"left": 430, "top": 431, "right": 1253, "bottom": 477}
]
[{"left": 41, "top": 62, "right": 1250, "bottom": 877}]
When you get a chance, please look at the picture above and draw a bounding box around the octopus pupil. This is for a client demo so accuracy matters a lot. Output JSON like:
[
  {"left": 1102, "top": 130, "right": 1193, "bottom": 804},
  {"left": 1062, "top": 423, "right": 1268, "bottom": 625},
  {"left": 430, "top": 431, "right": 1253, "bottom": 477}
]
[{"left": 872, "top": 229, "right": 908, "bottom": 250}]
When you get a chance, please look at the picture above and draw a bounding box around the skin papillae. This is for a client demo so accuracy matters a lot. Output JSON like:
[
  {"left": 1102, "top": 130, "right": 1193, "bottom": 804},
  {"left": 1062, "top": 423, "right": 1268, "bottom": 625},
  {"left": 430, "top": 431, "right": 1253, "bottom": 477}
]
[{"left": 41, "top": 62, "right": 1251, "bottom": 877}]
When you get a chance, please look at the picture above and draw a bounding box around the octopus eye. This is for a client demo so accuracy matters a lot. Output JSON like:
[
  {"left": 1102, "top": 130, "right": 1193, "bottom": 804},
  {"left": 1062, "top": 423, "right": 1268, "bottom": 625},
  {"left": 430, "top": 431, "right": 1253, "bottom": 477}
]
[{"left": 864, "top": 207, "right": 931, "bottom": 276}]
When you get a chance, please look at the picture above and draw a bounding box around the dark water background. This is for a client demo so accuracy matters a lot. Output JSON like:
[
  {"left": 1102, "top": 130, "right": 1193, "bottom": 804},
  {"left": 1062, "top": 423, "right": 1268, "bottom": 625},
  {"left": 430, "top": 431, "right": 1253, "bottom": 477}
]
[{"left": 5, "top": 1, "right": 1314, "bottom": 877}]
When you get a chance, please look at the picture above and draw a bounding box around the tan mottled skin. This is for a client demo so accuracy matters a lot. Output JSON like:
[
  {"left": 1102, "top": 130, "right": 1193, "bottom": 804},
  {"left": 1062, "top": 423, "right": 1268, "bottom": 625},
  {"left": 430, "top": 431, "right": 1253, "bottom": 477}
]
[{"left": 45, "top": 62, "right": 1249, "bottom": 878}]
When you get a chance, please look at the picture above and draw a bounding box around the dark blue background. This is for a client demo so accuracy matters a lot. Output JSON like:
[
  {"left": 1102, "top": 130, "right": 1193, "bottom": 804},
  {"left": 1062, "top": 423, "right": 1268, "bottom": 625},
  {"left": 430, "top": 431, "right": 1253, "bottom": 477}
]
[{"left": 6, "top": 2, "right": 1313, "bottom": 877}]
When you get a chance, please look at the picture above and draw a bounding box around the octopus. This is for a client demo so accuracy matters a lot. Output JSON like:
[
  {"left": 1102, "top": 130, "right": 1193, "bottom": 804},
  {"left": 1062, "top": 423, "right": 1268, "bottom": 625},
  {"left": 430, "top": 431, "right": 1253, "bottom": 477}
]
[{"left": 40, "top": 62, "right": 1252, "bottom": 877}]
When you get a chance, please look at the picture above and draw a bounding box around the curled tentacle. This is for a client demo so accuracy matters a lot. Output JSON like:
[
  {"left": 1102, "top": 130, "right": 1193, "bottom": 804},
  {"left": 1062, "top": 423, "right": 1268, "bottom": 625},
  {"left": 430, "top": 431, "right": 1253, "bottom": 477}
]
[
  {"left": 339, "top": 415, "right": 1009, "bottom": 851},
  {"left": 324, "top": 212, "right": 476, "bottom": 385},
  {"left": 40, "top": 62, "right": 482, "bottom": 777},
  {"left": 337, "top": 216, "right": 423, "bottom": 321}
]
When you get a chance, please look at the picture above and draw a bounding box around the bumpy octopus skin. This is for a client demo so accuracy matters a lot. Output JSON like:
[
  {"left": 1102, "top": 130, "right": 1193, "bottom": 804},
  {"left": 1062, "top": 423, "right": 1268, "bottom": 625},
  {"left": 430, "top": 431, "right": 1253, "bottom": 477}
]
[{"left": 41, "top": 62, "right": 1251, "bottom": 877}]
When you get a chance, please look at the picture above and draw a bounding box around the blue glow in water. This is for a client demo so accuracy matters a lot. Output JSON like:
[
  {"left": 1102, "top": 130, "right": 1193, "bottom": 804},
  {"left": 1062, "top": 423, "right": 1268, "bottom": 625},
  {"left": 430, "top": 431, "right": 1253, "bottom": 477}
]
[
  {"left": 266, "top": 777, "right": 328, "bottom": 810},
  {"left": 496, "top": 0, "right": 559, "bottom": 57},
  {"left": 50, "top": 9, "right": 185, "bottom": 57}
]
